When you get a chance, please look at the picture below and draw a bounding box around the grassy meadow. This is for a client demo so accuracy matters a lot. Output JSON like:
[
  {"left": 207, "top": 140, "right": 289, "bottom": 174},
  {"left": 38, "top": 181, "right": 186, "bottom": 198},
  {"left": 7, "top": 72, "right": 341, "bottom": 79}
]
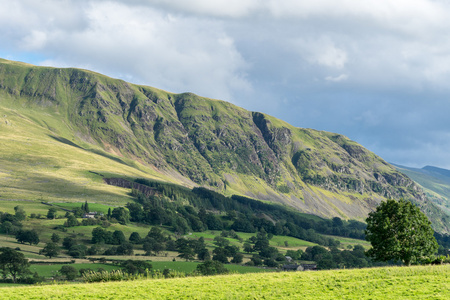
[
  {"left": 150, "top": 261, "right": 274, "bottom": 274},
  {"left": 0, "top": 265, "right": 448, "bottom": 299}
]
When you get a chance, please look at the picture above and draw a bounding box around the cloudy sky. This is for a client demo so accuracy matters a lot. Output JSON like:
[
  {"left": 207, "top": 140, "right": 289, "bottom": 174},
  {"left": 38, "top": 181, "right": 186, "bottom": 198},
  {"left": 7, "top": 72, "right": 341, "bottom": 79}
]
[{"left": 2, "top": 0, "right": 450, "bottom": 169}]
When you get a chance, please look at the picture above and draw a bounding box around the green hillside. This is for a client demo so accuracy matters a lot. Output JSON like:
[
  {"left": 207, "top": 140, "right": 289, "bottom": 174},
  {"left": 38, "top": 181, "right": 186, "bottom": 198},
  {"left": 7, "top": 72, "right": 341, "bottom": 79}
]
[
  {"left": 394, "top": 164, "right": 450, "bottom": 216},
  {"left": 0, "top": 58, "right": 449, "bottom": 232}
]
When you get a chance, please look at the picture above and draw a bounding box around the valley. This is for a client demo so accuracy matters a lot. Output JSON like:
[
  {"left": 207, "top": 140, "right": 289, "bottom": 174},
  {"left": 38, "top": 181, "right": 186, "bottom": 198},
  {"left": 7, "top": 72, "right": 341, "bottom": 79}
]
[{"left": 0, "top": 59, "right": 448, "bottom": 295}]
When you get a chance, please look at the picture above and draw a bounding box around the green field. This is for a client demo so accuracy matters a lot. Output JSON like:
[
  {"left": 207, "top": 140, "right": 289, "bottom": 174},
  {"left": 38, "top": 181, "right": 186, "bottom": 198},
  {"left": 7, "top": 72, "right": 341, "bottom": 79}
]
[
  {"left": 52, "top": 202, "right": 115, "bottom": 214},
  {"left": 0, "top": 265, "right": 448, "bottom": 299},
  {"left": 323, "top": 235, "right": 371, "bottom": 249},
  {"left": 151, "top": 261, "right": 274, "bottom": 274},
  {"left": 29, "top": 263, "right": 119, "bottom": 278},
  {"left": 188, "top": 231, "right": 318, "bottom": 250}
]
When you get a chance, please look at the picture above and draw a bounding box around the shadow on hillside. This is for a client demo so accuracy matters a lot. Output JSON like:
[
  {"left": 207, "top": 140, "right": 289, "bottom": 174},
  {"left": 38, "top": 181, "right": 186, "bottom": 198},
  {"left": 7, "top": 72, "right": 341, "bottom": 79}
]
[
  {"left": 48, "top": 135, "right": 132, "bottom": 168},
  {"left": 49, "top": 135, "right": 84, "bottom": 150},
  {"left": 87, "top": 148, "right": 131, "bottom": 168},
  {"left": 15, "top": 171, "right": 134, "bottom": 201}
]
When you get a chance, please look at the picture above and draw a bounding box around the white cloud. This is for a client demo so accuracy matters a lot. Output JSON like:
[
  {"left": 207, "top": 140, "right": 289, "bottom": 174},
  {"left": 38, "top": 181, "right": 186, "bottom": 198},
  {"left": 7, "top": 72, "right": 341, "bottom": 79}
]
[
  {"left": 325, "top": 74, "right": 348, "bottom": 82},
  {"left": 0, "top": 0, "right": 251, "bottom": 101},
  {"left": 314, "top": 45, "right": 348, "bottom": 69},
  {"left": 21, "top": 30, "right": 48, "bottom": 51},
  {"left": 4, "top": 0, "right": 450, "bottom": 167},
  {"left": 144, "top": 0, "right": 261, "bottom": 18}
]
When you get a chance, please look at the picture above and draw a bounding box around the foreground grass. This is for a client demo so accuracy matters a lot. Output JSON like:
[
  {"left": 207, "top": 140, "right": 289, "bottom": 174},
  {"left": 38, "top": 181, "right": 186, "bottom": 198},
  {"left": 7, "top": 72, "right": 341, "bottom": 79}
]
[{"left": 1, "top": 265, "right": 448, "bottom": 299}]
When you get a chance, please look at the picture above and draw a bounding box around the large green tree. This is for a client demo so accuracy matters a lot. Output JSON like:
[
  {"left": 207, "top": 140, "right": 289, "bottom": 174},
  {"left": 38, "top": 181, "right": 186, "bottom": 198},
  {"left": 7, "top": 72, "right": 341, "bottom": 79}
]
[
  {"left": 365, "top": 199, "right": 438, "bottom": 266},
  {"left": 0, "top": 247, "right": 30, "bottom": 283}
]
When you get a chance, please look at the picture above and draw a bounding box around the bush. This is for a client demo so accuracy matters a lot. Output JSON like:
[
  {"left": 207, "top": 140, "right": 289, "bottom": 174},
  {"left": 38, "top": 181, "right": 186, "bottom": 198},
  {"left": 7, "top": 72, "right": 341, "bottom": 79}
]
[
  {"left": 82, "top": 269, "right": 186, "bottom": 283},
  {"left": 196, "top": 260, "right": 229, "bottom": 276},
  {"left": 59, "top": 265, "right": 78, "bottom": 280}
]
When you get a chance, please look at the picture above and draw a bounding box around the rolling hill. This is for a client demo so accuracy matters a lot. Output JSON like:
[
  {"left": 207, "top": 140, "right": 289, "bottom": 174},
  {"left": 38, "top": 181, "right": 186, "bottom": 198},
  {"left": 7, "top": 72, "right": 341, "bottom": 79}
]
[
  {"left": 0, "top": 58, "right": 448, "bottom": 233},
  {"left": 393, "top": 164, "right": 450, "bottom": 216}
]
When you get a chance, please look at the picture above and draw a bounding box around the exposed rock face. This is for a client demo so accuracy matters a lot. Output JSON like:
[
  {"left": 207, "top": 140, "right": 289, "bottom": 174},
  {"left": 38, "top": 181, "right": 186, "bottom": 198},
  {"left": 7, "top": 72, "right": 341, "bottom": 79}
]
[{"left": 0, "top": 59, "right": 448, "bottom": 232}]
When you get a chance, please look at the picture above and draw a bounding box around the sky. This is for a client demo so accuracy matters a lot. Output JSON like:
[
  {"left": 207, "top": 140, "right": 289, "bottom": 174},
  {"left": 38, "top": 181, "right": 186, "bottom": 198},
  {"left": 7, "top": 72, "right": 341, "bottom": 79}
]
[{"left": 2, "top": 0, "right": 450, "bottom": 169}]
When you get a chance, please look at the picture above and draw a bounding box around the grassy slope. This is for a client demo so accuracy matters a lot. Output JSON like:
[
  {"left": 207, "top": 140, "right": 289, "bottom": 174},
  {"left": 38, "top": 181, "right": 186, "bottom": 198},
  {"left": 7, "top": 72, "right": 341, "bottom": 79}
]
[
  {"left": 0, "top": 265, "right": 448, "bottom": 299},
  {"left": 394, "top": 164, "right": 450, "bottom": 215},
  {"left": 0, "top": 58, "right": 448, "bottom": 232},
  {"left": 0, "top": 102, "right": 171, "bottom": 205}
]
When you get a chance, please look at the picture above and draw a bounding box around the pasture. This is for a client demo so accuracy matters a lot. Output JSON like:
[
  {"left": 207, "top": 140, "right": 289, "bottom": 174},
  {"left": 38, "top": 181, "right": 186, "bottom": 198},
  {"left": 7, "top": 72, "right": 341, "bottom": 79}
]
[{"left": 0, "top": 264, "right": 448, "bottom": 299}]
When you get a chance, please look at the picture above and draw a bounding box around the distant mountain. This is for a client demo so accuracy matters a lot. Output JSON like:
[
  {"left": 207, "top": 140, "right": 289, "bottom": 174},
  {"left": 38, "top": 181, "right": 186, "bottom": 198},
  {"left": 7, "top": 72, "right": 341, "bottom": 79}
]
[
  {"left": 0, "top": 58, "right": 448, "bottom": 233},
  {"left": 393, "top": 164, "right": 450, "bottom": 216}
]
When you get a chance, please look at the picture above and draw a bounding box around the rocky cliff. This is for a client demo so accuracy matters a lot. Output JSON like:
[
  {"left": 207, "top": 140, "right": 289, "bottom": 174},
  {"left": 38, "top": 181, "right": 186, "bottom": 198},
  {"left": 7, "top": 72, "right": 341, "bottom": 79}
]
[{"left": 0, "top": 58, "right": 448, "bottom": 232}]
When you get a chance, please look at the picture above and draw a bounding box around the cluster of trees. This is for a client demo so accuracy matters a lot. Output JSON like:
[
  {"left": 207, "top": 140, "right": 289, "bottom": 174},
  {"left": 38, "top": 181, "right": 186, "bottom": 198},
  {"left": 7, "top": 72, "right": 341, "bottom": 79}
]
[
  {"left": 434, "top": 232, "right": 450, "bottom": 256},
  {"left": 0, "top": 206, "right": 42, "bottom": 246},
  {"left": 90, "top": 227, "right": 134, "bottom": 255},
  {"left": 300, "top": 245, "right": 383, "bottom": 270},
  {"left": 241, "top": 230, "right": 287, "bottom": 267},
  {"left": 128, "top": 180, "right": 366, "bottom": 247},
  {"left": 134, "top": 180, "right": 366, "bottom": 237},
  {"left": 15, "top": 229, "right": 40, "bottom": 245},
  {"left": 0, "top": 206, "right": 26, "bottom": 235}
]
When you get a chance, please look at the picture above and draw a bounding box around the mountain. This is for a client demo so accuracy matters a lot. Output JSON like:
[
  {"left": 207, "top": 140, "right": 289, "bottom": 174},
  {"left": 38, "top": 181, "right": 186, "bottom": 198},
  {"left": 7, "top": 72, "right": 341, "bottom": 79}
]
[
  {"left": 393, "top": 164, "right": 450, "bottom": 216},
  {"left": 0, "top": 58, "right": 448, "bottom": 233}
]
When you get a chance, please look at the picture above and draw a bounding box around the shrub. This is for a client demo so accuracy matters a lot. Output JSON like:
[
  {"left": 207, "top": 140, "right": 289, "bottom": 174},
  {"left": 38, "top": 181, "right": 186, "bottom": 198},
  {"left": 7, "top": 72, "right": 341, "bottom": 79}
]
[
  {"left": 59, "top": 265, "right": 78, "bottom": 280},
  {"left": 196, "top": 260, "right": 229, "bottom": 276}
]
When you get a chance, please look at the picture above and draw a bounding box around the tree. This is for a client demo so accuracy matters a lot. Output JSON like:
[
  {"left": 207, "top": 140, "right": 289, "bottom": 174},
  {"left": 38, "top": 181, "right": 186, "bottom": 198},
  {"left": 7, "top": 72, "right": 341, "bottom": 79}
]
[
  {"left": 177, "top": 245, "right": 195, "bottom": 261},
  {"left": 59, "top": 265, "right": 78, "bottom": 280},
  {"left": 231, "top": 253, "right": 244, "bottom": 264},
  {"left": 47, "top": 208, "right": 57, "bottom": 219},
  {"left": 111, "top": 230, "right": 126, "bottom": 245},
  {"left": 365, "top": 199, "right": 438, "bottom": 266},
  {"left": 64, "top": 214, "right": 79, "bottom": 227},
  {"left": 116, "top": 242, "right": 134, "bottom": 255},
  {"left": 111, "top": 207, "right": 130, "bottom": 225},
  {"left": 196, "top": 260, "right": 229, "bottom": 276},
  {"left": 143, "top": 238, "right": 165, "bottom": 256},
  {"left": 214, "top": 236, "right": 230, "bottom": 247},
  {"left": 243, "top": 243, "right": 253, "bottom": 253},
  {"left": 51, "top": 233, "right": 60, "bottom": 243},
  {"left": 197, "top": 248, "right": 211, "bottom": 261},
  {"left": 91, "top": 227, "right": 109, "bottom": 244},
  {"left": 0, "top": 221, "right": 14, "bottom": 235},
  {"left": 15, "top": 229, "right": 39, "bottom": 245},
  {"left": 63, "top": 237, "right": 76, "bottom": 250},
  {"left": 120, "top": 260, "right": 152, "bottom": 274},
  {"left": 40, "top": 242, "right": 60, "bottom": 258},
  {"left": 129, "top": 232, "right": 142, "bottom": 244},
  {"left": 0, "top": 247, "right": 30, "bottom": 283},
  {"left": 212, "top": 247, "right": 228, "bottom": 263},
  {"left": 68, "top": 245, "right": 87, "bottom": 258},
  {"left": 14, "top": 206, "right": 26, "bottom": 221}
]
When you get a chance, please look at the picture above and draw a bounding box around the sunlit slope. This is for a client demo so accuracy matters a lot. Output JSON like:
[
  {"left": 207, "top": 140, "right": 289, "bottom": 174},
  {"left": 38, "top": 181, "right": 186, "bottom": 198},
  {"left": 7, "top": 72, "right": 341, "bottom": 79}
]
[
  {"left": 0, "top": 103, "right": 174, "bottom": 205},
  {"left": 0, "top": 58, "right": 448, "bottom": 232},
  {"left": 394, "top": 164, "right": 450, "bottom": 216}
]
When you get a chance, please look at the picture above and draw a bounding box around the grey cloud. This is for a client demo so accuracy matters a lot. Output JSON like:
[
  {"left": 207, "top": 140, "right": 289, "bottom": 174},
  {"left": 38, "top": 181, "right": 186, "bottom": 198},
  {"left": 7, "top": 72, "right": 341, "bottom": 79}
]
[{"left": 2, "top": 0, "right": 450, "bottom": 168}]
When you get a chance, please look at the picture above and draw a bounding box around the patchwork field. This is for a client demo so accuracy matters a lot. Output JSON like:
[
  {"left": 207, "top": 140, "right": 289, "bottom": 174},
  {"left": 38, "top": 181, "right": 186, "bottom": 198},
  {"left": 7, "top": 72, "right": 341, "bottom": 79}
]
[{"left": 0, "top": 265, "right": 448, "bottom": 299}]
